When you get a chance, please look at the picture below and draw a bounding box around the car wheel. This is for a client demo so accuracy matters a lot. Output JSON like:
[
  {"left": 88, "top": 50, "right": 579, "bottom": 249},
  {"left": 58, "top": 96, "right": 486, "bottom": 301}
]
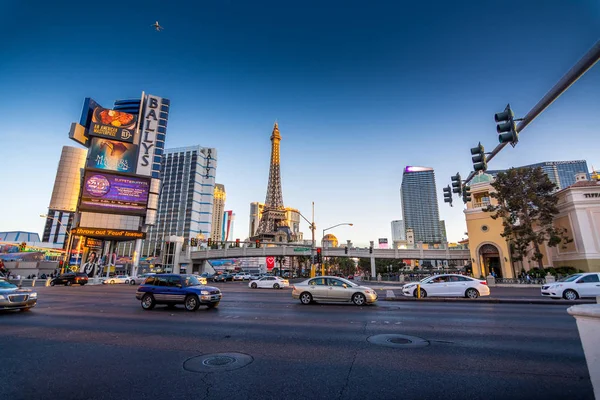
[
  {"left": 352, "top": 293, "right": 366, "bottom": 306},
  {"left": 465, "top": 288, "right": 480, "bottom": 299},
  {"left": 129, "top": 280, "right": 136, "bottom": 286},
  {"left": 110, "top": 280, "right": 115, "bottom": 284},
  {"left": 300, "top": 292, "right": 313, "bottom": 305},
  {"left": 184, "top": 295, "right": 200, "bottom": 311},
  {"left": 273, "top": 283, "right": 280, "bottom": 289},
  {"left": 50, "top": 281, "right": 55, "bottom": 286},
  {"left": 141, "top": 294, "right": 156, "bottom": 310},
  {"left": 563, "top": 289, "right": 579, "bottom": 301},
  {"left": 413, "top": 288, "right": 427, "bottom": 298},
  {"left": 66, "top": 281, "right": 71, "bottom": 286},
  {"left": 207, "top": 302, "right": 219, "bottom": 309},
  {"left": 251, "top": 282, "right": 257, "bottom": 289}
]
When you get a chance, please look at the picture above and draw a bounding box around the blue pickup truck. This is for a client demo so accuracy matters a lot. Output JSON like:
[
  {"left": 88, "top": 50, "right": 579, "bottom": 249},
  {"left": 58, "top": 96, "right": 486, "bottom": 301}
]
[{"left": 135, "top": 274, "right": 222, "bottom": 311}]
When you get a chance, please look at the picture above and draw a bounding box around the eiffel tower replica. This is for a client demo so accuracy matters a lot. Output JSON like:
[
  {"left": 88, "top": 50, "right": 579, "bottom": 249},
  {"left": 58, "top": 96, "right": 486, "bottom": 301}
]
[{"left": 252, "top": 122, "right": 294, "bottom": 243}]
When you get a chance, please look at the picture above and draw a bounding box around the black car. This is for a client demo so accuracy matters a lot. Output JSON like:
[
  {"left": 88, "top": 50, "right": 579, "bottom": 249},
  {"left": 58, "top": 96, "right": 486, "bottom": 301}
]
[
  {"left": 50, "top": 273, "right": 88, "bottom": 286},
  {"left": 213, "top": 273, "right": 233, "bottom": 282},
  {"left": 135, "top": 274, "right": 222, "bottom": 311}
]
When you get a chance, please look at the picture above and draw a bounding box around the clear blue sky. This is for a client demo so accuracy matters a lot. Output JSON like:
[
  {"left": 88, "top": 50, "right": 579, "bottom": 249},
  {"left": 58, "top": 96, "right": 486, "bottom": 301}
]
[{"left": 1, "top": 0, "right": 599, "bottom": 246}]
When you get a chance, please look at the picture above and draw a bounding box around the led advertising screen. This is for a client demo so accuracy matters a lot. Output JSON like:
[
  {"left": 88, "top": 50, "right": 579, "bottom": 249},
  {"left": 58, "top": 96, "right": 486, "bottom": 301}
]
[
  {"left": 79, "top": 171, "right": 150, "bottom": 215},
  {"left": 86, "top": 137, "right": 138, "bottom": 173},
  {"left": 89, "top": 107, "right": 137, "bottom": 143}
]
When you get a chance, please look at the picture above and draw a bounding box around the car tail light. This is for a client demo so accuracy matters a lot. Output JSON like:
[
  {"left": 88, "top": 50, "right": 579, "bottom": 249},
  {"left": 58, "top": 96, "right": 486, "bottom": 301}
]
[{"left": 480, "top": 281, "right": 487, "bottom": 285}]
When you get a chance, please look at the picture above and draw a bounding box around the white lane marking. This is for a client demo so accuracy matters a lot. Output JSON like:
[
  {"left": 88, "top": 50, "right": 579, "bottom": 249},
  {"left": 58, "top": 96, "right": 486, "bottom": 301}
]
[{"left": 386, "top": 290, "right": 396, "bottom": 298}]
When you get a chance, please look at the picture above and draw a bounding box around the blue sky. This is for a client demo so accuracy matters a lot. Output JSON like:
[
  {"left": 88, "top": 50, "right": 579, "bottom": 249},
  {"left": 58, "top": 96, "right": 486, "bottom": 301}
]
[{"left": 1, "top": 0, "right": 599, "bottom": 246}]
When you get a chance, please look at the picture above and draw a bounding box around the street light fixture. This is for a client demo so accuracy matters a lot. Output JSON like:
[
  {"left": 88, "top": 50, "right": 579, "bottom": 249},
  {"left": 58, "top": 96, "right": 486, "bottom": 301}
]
[
  {"left": 40, "top": 214, "right": 73, "bottom": 273},
  {"left": 322, "top": 223, "right": 354, "bottom": 276}
]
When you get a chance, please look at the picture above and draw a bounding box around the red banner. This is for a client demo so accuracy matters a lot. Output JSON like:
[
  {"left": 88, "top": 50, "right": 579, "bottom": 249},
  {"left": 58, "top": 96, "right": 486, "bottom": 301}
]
[{"left": 266, "top": 256, "right": 275, "bottom": 270}]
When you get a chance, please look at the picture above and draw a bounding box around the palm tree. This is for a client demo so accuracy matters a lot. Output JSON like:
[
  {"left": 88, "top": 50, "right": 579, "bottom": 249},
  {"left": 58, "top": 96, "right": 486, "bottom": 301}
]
[{"left": 275, "top": 256, "right": 286, "bottom": 277}]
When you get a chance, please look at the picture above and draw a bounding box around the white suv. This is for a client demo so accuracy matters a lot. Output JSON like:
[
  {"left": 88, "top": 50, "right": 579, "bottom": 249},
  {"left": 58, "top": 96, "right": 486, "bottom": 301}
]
[{"left": 541, "top": 272, "right": 600, "bottom": 300}]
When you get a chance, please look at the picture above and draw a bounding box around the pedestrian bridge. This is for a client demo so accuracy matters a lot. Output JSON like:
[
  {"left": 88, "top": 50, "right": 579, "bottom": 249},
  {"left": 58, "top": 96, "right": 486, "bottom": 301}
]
[{"left": 190, "top": 245, "right": 470, "bottom": 261}]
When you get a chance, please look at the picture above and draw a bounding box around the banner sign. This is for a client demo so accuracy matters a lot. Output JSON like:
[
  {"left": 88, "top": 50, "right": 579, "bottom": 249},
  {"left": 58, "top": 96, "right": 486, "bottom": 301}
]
[
  {"left": 72, "top": 227, "right": 146, "bottom": 240},
  {"left": 86, "top": 137, "right": 138, "bottom": 173},
  {"left": 89, "top": 107, "right": 136, "bottom": 143},
  {"left": 79, "top": 171, "right": 150, "bottom": 215}
]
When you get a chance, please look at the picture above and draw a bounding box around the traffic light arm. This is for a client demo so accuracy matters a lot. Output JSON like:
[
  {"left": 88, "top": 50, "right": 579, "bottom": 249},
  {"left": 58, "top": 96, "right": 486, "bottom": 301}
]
[{"left": 462, "top": 39, "right": 600, "bottom": 186}]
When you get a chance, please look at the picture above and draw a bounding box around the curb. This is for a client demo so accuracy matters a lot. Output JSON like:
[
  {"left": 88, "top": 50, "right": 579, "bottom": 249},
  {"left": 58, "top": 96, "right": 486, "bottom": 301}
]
[{"left": 384, "top": 297, "right": 595, "bottom": 305}]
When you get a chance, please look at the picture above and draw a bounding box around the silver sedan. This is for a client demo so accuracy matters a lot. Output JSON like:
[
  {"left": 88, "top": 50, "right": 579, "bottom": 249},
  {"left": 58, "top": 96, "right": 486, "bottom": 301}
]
[
  {"left": 0, "top": 278, "right": 37, "bottom": 311},
  {"left": 292, "top": 276, "right": 378, "bottom": 306}
]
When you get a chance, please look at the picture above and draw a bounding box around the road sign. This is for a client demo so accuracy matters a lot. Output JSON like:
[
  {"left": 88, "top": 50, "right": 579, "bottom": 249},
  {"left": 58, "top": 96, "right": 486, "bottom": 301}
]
[{"left": 294, "top": 247, "right": 311, "bottom": 252}]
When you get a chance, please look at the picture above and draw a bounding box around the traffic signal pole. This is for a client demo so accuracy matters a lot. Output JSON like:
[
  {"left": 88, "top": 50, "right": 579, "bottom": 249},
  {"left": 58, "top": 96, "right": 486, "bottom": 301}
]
[{"left": 463, "top": 39, "right": 600, "bottom": 186}]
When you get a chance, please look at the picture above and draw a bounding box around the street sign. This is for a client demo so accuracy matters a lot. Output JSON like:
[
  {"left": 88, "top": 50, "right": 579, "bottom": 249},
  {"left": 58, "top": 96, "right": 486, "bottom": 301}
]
[{"left": 294, "top": 247, "right": 311, "bottom": 252}]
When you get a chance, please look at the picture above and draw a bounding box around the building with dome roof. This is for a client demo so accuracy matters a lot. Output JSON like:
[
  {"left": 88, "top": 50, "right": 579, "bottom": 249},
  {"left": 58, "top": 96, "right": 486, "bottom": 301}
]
[{"left": 322, "top": 234, "right": 338, "bottom": 248}]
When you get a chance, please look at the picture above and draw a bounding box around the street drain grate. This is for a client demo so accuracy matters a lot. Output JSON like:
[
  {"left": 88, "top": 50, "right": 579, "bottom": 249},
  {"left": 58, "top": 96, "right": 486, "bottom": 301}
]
[
  {"left": 367, "top": 334, "right": 429, "bottom": 348},
  {"left": 184, "top": 353, "right": 253, "bottom": 373}
]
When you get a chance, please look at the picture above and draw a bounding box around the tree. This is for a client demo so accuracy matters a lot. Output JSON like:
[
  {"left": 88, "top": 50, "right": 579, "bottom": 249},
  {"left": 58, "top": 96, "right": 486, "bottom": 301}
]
[
  {"left": 275, "top": 256, "right": 286, "bottom": 276},
  {"left": 484, "top": 167, "right": 572, "bottom": 269}
]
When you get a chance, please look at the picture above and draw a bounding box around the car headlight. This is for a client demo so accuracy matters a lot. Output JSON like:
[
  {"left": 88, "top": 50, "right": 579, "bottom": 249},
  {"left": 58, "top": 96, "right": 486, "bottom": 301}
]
[
  {"left": 29, "top": 292, "right": 38, "bottom": 298},
  {"left": 200, "top": 290, "right": 209, "bottom": 295},
  {"left": 364, "top": 290, "right": 374, "bottom": 295}
]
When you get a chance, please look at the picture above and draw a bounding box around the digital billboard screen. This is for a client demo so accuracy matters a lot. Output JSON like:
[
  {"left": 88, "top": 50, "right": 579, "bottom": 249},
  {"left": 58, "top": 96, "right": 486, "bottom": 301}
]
[
  {"left": 79, "top": 171, "right": 150, "bottom": 215},
  {"left": 89, "top": 107, "right": 137, "bottom": 143},
  {"left": 86, "top": 137, "right": 138, "bottom": 173}
]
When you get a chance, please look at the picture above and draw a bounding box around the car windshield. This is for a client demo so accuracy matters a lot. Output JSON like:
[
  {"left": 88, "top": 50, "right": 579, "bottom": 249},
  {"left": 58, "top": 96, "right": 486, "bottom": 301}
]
[
  {"left": 335, "top": 277, "right": 358, "bottom": 287},
  {"left": 0, "top": 280, "right": 17, "bottom": 289},
  {"left": 558, "top": 274, "right": 583, "bottom": 282},
  {"left": 183, "top": 275, "right": 203, "bottom": 287}
]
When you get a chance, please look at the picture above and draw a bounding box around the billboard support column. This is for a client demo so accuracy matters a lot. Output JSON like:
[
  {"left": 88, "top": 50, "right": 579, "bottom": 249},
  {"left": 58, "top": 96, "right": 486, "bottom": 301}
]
[{"left": 132, "top": 238, "right": 142, "bottom": 277}]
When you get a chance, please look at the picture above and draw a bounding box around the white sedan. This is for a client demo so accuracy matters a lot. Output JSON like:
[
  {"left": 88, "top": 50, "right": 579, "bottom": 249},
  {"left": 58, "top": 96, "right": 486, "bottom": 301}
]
[
  {"left": 249, "top": 276, "right": 289, "bottom": 289},
  {"left": 125, "top": 273, "right": 155, "bottom": 286},
  {"left": 541, "top": 272, "right": 600, "bottom": 300},
  {"left": 402, "top": 274, "right": 490, "bottom": 299},
  {"left": 102, "top": 275, "right": 130, "bottom": 285}
]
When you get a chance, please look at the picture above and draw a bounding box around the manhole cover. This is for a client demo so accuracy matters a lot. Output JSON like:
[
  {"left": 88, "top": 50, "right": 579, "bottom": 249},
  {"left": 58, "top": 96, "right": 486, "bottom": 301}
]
[
  {"left": 368, "top": 334, "right": 429, "bottom": 348},
  {"left": 388, "top": 338, "right": 411, "bottom": 344},
  {"left": 184, "top": 353, "right": 253, "bottom": 373},
  {"left": 203, "top": 356, "right": 236, "bottom": 366}
]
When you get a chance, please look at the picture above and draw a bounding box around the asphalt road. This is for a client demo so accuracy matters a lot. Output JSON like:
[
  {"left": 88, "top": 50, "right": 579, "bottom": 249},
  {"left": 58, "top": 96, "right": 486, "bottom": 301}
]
[{"left": 0, "top": 282, "right": 594, "bottom": 400}]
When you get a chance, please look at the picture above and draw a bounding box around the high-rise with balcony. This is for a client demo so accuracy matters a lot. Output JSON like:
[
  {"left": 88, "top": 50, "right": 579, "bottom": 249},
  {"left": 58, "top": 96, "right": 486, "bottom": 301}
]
[
  {"left": 400, "top": 166, "right": 443, "bottom": 244},
  {"left": 142, "top": 145, "right": 217, "bottom": 256},
  {"left": 211, "top": 184, "right": 226, "bottom": 242}
]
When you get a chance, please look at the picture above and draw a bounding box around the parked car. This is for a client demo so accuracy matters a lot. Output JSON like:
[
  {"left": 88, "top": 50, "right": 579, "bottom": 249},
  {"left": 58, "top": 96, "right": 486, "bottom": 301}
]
[
  {"left": 249, "top": 276, "right": 289, "bottom": 289},
  {"left": 213, "top": 273, "right": 233, "bottom": 282},
  {"left": 126, "top": 273, "right": 155, "bottom": 286},
  {"left": 102, "top": 275, "right": 130, "bottom": 285},
  {"left": 402, "top": 274, "right": 489, "bottom": 299},
  {"left": 291, "top": 276, "right": 377, "bottom": 306},
  {"left": 136, "top": 274, "right": 222, "bottom": 311},
  {"left": 199, "top": 272, "right": 216, "bottom": 280},
  {"left": 541, "top": 272, "right": 600, "bottom": 300},
  {"left": 50, "top": 273, "right": 88, "bottom": 286},
  {"left": 192, "top": 275, "right": 208, "bottom": 285},
  {"left": 0, "top": 278, "right": 37, "bottom": 311},
  {"left": 233, "top": 273, "right": 245, "bottom": 281},
  {"left": 249, "top": 273, "right": 262, "bottom": 280}
]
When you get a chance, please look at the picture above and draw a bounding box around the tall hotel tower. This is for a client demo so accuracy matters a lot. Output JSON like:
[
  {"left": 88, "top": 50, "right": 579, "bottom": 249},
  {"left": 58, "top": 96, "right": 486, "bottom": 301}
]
[
  {"left": 211, "top": 184, "right": 226, "bottom": 242},
  {"left": 400, "top": 166, "right": 443, "bottom": 244},
  {"left": 142, "top": 145, "right": 217, "bottom": 256}
]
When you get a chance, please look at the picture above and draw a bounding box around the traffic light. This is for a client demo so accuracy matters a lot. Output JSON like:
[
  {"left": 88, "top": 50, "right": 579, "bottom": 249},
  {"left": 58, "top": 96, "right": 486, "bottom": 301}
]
[
  {"left": 495, "top": 104, "right": 518, "bottom": 146},
  {"left": 344, "top": 246, "right": 348, "bottom": 254},
  {"left": 255, "top": 240, "right": 261, "bottom": 248},
  {"left": 470, "top": 142, "right": 487, "bottom": 172},
  {"left": 190, "top": 238, "right": 197, "bottom": 246},
  {"left": 236, "top": 238, "right": 240, "bottom": 247},
  {"left": 443, "top": 185, "right": 453, "bottom": 207},
  {"left": 451, "top": 173, "right": 462, "bottom": 194},
  {"left": 369, "top": 246, "right": 373, "bottom": 254},
  {"left": 462, "top": 185, "right": 472, "bottom": 203},
  {"left": 316, "top": 248, "right": 322, "bottom": 263}
]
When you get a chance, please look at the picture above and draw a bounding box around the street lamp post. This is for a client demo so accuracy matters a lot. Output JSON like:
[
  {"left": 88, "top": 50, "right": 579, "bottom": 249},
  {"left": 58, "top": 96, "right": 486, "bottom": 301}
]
[
  {"left": 297, "top": 202, "right": 316, "bottom": 277},
  {"left": 40, "top": 214, "right": 73, "bottom": 273},
  {"left": 321, "top": 223, "right": 353, "bottom": 276}
]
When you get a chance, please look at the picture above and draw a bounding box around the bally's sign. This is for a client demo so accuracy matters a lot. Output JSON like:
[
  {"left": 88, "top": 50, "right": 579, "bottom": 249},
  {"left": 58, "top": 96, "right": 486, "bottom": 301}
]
[
  {"left": 584, "top": 193, "right": 600, "bottom": 198},
  {"left": 136, "top": 95, "right": 168, "bottom": 176}
]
